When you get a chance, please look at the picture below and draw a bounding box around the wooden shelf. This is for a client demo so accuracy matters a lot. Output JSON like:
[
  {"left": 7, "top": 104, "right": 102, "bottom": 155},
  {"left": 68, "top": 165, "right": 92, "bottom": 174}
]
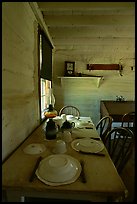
[
  {"left": 87, "top": 64, "right": 119, "bottom": 70},
  {"left": 58, "top": 76, "right": 104, "bottom": 88}
]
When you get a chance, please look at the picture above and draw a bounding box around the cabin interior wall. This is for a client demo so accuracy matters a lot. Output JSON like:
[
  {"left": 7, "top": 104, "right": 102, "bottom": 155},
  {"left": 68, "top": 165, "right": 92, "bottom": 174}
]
[
  {"left": 53, "top": 52, "right": 135, "bottom": 125},
  {"left": 2, "top": 2, "right": 40, "bottom": 161}
]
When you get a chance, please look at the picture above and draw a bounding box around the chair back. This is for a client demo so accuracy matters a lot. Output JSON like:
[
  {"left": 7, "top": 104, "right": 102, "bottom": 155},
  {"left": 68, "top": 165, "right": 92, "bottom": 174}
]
[
  {"left": 59, "top": 105, "right": 80, "bottom": 119},
  {"left": 104, "top": 127, "right": 134, "bottom": 174},
  {"left": 121, "top": 111, "right": 135, "bottom": 134},
  {"left": 96, "top": 116, "right": 113, "bottom": 142}
]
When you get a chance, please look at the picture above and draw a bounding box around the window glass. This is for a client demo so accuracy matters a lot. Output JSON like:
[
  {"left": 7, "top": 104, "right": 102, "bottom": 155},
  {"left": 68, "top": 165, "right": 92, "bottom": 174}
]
[
  {"left": 40, "top": 79, "right": 51, "bottom": 119},
  {"left": 39, "top": 33, "right": 52, "bottom": 120}
]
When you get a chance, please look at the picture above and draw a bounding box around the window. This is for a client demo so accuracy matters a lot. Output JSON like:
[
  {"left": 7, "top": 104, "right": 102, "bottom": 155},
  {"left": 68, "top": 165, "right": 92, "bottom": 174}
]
[
  {"left": 40, "top": 79, "right": 51, "bottom": 119},
  {"left": 38, "top": 27, "right": 53, "bottom": 120}
]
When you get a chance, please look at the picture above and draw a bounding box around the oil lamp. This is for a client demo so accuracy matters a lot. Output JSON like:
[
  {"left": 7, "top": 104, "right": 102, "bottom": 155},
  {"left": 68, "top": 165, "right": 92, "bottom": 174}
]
[{"left": 44, "top": 88, "right": 57, "bottom": 119}]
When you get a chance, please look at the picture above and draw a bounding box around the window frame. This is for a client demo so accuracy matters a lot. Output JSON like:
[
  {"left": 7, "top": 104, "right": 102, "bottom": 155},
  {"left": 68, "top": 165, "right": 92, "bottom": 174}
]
[{"left": 38, "top": 26, "right": 53, "bottom": 122}]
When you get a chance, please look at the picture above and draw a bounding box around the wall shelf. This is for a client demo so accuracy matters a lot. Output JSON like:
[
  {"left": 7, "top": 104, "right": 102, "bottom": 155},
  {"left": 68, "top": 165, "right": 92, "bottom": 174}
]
[
  {"left": 58, "top": 76, "right": 104, "bottom": 88},
  {"left": 87, "top": 64, "right": 119, "bottom": 70}
]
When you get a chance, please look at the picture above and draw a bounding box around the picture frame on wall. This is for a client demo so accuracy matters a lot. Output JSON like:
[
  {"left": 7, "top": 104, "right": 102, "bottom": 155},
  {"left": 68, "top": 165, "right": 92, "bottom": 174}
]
[{"left": 64, "top": 61, "right": 75, "bottom": 76}]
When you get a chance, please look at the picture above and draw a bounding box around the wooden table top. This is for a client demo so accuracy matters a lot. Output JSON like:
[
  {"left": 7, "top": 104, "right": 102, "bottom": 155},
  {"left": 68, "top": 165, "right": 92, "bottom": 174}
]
[
  {"left": 100, "top": 101, "right": 135, "bottom": 122},
  {"left": 2, "top": 117, "right": 127, "bottom": 202}
]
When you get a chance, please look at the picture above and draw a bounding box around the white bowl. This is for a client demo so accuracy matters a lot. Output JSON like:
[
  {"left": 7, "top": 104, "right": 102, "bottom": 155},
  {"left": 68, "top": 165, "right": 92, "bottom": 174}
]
[
  {"left": 37, "top": 154, "right": 79, "bottom": 183},
  {"left": 52, "top": 140, "right": 67, "bottom": 153},
  {"left": 62, "top": 131, "right": 72, "bottom": 143}
]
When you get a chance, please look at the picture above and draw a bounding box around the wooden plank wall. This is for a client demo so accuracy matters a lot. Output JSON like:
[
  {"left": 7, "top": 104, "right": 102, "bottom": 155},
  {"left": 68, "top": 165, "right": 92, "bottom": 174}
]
[
  {"left": 2, "top": 2, "right": 40, "bottom": 161},
  {"left": 53, "top": 54, "right": 135, "bottom": 125}
]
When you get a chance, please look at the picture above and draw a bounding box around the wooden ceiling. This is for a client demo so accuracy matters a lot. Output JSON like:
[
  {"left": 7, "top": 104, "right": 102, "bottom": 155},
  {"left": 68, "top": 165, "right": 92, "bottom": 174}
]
[{"left": 37, "top": 2, "right": 135, "bottom": 51}]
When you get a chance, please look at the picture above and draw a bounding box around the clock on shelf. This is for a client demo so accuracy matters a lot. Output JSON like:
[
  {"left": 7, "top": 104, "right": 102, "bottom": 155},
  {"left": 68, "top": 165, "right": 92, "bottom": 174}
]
[{"left": 64, "top": 61, "right": 75, "bottom": 76}]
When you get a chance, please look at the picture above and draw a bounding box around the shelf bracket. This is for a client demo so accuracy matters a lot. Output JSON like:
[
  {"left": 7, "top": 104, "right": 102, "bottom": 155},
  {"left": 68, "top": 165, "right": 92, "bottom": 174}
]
[{"left": 97, "top": 77, "right": 104, "bottom": 88}]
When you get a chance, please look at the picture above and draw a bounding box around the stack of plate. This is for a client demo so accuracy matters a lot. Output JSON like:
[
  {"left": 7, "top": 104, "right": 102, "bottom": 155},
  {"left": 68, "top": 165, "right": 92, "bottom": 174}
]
[
  {"left": 36, "top": 154, "right": 81, "bottom": 186},
  {"left": 75, "top": 120, "right": 94, "bottom": 128}
]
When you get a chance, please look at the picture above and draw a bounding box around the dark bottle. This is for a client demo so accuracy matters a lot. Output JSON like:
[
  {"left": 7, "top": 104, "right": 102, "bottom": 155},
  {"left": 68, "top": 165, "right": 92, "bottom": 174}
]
[{"left": 45, "top": 118, "right": 57, "bottom": 140}]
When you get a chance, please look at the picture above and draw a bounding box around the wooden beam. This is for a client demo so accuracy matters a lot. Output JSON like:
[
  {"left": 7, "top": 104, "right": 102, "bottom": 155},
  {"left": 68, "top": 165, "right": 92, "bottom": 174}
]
[
  {"left": 43, "top": 15, "right": 134, "bottom": 26},
  {"left": 29, "top": 2, "right": 55, "bottom": 49},
  {"left": 37, "top": 2, "right": 134, "bottom": 11},
  {"left": 53, "top": 37, "right": 134, "bottom": 46},
  {"left": 48, "top": 26, "right": 135, "bottom": 38},
  {"left": 42, "top": 9, "right": 134, "bottom": 16}
]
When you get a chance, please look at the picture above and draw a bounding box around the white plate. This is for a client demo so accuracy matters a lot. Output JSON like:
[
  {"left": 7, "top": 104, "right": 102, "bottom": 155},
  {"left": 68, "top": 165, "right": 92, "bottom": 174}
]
[
  {"left": 36, "top": 154, "right": 81, "bottom": 186},
  {"left": 75, "top": 120, "right": 94, "bottom": 128},
  {"left": 23, "top": 143, "right": 46, "bottom": 155},
  {"left": 71, "top": 138, "right": 104, "bottom": 153}
]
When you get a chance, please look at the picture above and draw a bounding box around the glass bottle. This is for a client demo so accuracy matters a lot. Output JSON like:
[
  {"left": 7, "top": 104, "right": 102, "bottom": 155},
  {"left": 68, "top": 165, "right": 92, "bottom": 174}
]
[
  {"left": 45, "top": 119, "right": 58, "bottom": 140},
  {"left": 46, "top": 88, "right": 55, "bottom": 108},
  {"left": 44, "top": 88, "right": 58, "bottom": 118}
]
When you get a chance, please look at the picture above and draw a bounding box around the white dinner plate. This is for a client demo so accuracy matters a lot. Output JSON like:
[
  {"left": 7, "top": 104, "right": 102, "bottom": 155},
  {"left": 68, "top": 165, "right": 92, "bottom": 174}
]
[
  {"left": 75, "top": 121, "right": 94, "bottom": 128},
  {"left": 71, "top": 138, "right": 104, "bottom": 153},
  {"left": 36, "top": 154, "right": 81, "bottom": 186},
  {"left": 23, "top": 143, "right": 46, "bottom": 155}
]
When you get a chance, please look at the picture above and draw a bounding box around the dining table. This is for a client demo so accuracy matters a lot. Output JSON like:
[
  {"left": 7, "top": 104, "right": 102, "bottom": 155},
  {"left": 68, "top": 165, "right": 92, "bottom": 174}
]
[{"left": 2, "top": 117, "right": 128, "bottom": 202}]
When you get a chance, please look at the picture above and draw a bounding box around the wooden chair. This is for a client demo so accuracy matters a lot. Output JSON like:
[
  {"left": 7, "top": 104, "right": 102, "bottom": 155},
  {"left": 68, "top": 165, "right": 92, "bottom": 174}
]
[
  {"left": 59, "top": 105, "right": 80, "bottom": 119},
  {"left": 96, "top": 116, "right": 113, "bottom": 142},
  {"left": 121, "top": 111, "right": 135, "bottom": 135},
  {"left": 104, "top": 127, "right": 134, "bottom": 174}
]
